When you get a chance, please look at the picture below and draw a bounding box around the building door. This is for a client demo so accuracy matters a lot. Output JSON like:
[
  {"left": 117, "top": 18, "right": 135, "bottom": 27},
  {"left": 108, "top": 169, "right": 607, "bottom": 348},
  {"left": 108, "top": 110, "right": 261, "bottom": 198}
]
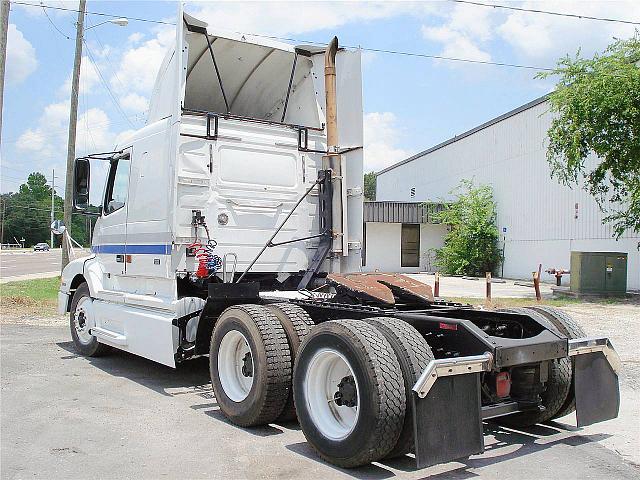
[{"left": 401, "top": 224, "right": 420, "bottom": 267}]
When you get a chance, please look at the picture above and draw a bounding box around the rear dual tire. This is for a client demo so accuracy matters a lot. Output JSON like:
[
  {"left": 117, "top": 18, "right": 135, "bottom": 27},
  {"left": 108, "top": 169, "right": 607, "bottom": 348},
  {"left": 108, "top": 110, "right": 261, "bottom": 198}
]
[
  {"left": 293, "top": 319, "right": 409, "bottom": 467},
  {"left": 264, "top": 303, "right": 315, "bottom": 421},
  {"left": 209, "top": 305, "right": 292, "bottom": 427},
  {"left": 495, "top": 306, "right": 582, "bottom": 427}
]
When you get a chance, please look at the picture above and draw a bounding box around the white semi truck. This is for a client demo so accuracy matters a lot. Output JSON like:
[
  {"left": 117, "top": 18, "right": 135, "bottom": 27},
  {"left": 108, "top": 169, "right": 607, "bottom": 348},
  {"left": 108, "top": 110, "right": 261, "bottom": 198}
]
[{"left": 59, "top": 9, "right": 621, "bottom": 469}]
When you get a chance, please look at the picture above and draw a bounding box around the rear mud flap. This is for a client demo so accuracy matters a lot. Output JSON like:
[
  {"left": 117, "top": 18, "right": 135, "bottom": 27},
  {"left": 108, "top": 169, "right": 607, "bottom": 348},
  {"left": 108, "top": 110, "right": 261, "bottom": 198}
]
[
  {"left": 413, "top": 373, "right": 484, "bottom": 468},
  {"left": 573, "top": 350, "right": 620, "bottom": 427},
  {"left": 412, "top": 353, "right": 493, "bottom": 468}
]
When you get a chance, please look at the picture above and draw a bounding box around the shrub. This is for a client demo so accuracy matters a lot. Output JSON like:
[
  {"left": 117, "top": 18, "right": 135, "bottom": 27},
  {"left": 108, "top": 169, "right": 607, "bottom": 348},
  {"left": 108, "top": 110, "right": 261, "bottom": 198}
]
[{"left": 434, "top": 180, "right": 501, "bottom": 276}]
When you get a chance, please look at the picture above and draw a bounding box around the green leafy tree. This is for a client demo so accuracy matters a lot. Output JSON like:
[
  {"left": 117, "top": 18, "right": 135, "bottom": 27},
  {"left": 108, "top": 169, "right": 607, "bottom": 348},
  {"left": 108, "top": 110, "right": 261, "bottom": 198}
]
[
  {"left": 434, "top": 180, "right": 501, "bottom": 276},
  {"left": 538, "top": 33, "right": 640, "bottom": 238},
  {"left": 1, "top": 172, "right": 92, "bottom": 247},
  {"left": 364, "top": 172, "right": 376, "bottom": 201}
]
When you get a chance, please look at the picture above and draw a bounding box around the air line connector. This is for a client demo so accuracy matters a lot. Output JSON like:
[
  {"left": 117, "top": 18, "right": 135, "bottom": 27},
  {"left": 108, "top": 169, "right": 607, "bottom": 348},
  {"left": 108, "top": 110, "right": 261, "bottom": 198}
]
[{"left": 192, "top": 210, "right": 206, "bottom": 226}]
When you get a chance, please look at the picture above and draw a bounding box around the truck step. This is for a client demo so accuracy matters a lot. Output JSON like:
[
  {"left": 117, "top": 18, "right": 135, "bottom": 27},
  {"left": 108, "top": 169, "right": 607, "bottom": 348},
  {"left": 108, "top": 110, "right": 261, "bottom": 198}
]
[{"left": 90, "top": 327, "right": 128, "bottom": 346}]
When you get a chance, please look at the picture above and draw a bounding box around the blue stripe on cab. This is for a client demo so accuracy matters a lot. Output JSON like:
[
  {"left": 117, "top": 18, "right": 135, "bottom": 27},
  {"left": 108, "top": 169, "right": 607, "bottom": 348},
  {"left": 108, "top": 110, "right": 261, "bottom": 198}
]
[{"left": 91, "top": 244, "right": 172, "bottom": 255}]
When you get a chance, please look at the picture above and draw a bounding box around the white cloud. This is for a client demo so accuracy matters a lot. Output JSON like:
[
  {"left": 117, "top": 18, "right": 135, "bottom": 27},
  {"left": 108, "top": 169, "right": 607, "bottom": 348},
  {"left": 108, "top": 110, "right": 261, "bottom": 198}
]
[
  {"left": 14, "top": 1, "right": 72, "bottom": 18},
  {"left": 58, "top": 55, "right": 101, "bottom": 97},
  {"left": 497, "top": 1, "right": 638, "bottom": 62},
  {"left": 421, "top": 3, "right": 493, "bottom": 63},
  {"left": 363, "top": 112, "right": 411, "bottom": 172},
  {"left": 110, "top": 25, "right": 174, "bottom": 96},
  {"left": 6, "top": 24, "right": 37, "bottom": 85},
  {"left": 127, "top": 32, "right": 145, "bottom": 44},
  {"left": 422, "top": 25, "right": 491, "bottom": 62},
  {"left": 189, "top": 2, "right": 437, "bottom": 37},
  {"left": 16, "top": 100, "right": 119, "bottom": 161},
  {"left": 121, "top": 93, "right": 149, "bottom": 113}
]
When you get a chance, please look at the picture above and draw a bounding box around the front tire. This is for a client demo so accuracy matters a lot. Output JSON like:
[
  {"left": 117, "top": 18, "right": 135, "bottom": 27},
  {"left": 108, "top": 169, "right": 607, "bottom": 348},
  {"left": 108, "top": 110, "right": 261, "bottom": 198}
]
[
  {"left": 69, "top": 283, "right": 110, "bottom": 357},
  {"left": 294, "top": 319, "right": 405, "bottom": 468}
]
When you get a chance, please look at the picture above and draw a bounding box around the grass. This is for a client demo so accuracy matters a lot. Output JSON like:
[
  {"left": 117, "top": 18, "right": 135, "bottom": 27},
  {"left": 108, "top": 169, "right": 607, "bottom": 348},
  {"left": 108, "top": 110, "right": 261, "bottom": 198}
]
[
  {"left": 1, "top": 277, "right": 61, "bottom": 317},
  {"left": 1, "top": 277, "right": 61, "bottom": 301},
  {"left": 444, "top": 295, "right": 636, "bottom": 308}
]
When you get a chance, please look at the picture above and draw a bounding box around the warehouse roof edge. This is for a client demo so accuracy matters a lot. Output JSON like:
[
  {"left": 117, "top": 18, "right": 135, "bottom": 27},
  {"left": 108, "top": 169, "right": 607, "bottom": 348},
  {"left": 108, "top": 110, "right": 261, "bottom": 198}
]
[{"left": 376, "top": 94, "right": 549, "bottom": 176}]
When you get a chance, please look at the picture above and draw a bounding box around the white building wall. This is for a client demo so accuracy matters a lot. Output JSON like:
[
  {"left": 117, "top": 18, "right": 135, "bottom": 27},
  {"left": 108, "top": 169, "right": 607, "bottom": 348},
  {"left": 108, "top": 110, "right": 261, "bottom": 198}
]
[
  {"left": 363, "top": 222, "right": 448, "bottom": 273},
  {"left": 376, "top": 100, "right": 640, "bottom": 289}
]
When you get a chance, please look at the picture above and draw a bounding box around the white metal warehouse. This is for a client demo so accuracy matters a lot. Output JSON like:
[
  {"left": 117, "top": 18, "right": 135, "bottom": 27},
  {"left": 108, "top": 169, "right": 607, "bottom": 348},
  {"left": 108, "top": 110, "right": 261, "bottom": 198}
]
[{"left": 367, "top": 96, "right": 640, "bottom": 290}]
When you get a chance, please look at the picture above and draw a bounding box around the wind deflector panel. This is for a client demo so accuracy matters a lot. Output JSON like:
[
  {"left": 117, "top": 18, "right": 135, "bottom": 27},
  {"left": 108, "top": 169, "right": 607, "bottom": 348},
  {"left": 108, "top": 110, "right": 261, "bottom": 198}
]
[{"left": 183, "top": 34, "right": 321, "bottom": 128}]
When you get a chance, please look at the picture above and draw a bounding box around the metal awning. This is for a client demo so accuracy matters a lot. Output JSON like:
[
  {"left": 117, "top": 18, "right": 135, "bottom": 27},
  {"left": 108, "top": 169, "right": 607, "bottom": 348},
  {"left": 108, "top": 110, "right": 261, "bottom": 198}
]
[{"left": 364, "top": 201, "right": 445, "bottom": 224}]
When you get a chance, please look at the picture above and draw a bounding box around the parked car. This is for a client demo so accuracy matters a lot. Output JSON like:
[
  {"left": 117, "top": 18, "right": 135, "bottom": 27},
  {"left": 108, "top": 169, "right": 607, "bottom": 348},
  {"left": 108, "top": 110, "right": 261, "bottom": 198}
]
[{"left": 33, "top": 243, "right": 50, "bottom": 251}]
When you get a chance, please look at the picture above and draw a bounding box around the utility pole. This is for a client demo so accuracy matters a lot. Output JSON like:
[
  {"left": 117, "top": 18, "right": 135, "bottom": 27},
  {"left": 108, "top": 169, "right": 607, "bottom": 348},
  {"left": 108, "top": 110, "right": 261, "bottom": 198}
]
[
  {"left": 0, "top": 197, "right": 5, "bottom": 246},
  {"left": 50, "top": 168, "right": 55, "bottom": 248},
  {"left": 0, "top": 0, "right": 10, "bottom": 139},
  {"left": 62, "top": 0, "right": 86, "bottom": 270}
]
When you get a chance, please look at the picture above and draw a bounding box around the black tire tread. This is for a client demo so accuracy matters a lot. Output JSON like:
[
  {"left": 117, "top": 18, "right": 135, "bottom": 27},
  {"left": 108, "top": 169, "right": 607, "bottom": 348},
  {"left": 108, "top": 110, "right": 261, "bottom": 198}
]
[
  {"left": 299, "top": 319, "right": 405, "bottom": 467},
  {"left": 526, "top": 306, "right": 585, "bottom": 419},
  {"left": 495, "top": 308, "right": 571, "bottom": 427},
  {"left": 265, "top": 303, "right": 315, "bottom": 421},
  {"left": 69, "top": 283, "right": 110, "bottom": 357},
  {"left": 212, "top": 304, "right": 292, "bottom": 426},
  {"left": 364, "top": 317, "right": 433, "bottom": 457}
]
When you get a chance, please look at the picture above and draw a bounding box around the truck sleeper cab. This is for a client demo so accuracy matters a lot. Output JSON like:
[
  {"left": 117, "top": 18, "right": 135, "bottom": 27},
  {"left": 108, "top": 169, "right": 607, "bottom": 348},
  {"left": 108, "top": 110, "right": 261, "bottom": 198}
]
[{"left": 59, "top": 8, "right": 621, "bottom": 471}]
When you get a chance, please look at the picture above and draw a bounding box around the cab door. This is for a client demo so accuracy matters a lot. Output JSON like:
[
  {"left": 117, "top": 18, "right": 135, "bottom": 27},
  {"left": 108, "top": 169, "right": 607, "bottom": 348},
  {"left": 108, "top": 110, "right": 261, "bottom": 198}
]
[{"left": 92, "top": 153, "right": 131, "bottom": 282}]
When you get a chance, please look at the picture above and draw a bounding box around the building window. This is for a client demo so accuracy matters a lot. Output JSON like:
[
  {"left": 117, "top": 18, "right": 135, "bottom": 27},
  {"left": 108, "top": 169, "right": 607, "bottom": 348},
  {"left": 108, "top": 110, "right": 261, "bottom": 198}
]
[{"left": 401, "top": 224, "right": 420, "bottom": 267}]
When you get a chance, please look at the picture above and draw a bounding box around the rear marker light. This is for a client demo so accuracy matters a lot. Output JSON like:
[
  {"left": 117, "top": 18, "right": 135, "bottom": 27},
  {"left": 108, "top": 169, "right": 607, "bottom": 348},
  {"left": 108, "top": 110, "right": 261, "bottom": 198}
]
[{"left": 439, "top": 322, "right": 457, "bottom": 331}]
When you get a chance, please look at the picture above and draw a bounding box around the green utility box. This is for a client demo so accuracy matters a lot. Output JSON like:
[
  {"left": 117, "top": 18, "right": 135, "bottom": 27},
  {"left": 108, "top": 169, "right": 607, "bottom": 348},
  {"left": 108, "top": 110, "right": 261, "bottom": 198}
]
[{"left": 570, "top": 251, "right": 628, "bottom": 295}]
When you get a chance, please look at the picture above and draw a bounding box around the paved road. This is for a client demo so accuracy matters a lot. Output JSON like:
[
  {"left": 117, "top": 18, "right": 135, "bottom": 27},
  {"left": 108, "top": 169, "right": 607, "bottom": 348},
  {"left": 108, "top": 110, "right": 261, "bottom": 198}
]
[
  {"left": 0, "top": 249, "right": 63, "bottom": 282},
  {"left": 1, "top": 323, "right": 637, "bottom": 480}
]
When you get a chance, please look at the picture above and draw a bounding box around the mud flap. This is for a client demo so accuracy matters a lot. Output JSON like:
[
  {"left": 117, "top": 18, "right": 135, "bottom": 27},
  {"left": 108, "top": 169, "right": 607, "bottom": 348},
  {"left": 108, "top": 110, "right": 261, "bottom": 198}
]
[
  {"left": 574, "top": 351, "right": 620, "bottom": 427},
  {"left": 413, "top": 373, "right": 484, "bottom": 469}
]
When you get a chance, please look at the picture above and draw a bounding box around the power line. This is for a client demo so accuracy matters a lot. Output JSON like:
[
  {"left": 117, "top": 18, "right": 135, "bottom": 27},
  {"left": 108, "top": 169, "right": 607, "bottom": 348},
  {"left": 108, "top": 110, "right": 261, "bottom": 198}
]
[
  {"left": 450, "top": 0, "right": 640, "bottom": 26},
  {"left": 241, "top": 32, "right": 555, "bottom": 71},
  {"left": 18, "top": 1, "right": 555, "bottom": 71},
  {"left": 40, "top": 3, "right": 72, "bottom": 39},
  {"left": 13, "top": 1, "right": 175, "bottom": 25},
  {"left": 83, "top": 41, "right": 135, "bottom": 128},
  {"left": 1, "top": 112, "right": 147, "bottom": 145}
]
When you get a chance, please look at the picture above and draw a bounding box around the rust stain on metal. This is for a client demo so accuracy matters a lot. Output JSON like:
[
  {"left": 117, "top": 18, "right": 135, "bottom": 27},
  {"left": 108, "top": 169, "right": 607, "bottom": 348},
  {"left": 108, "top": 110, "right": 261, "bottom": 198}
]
[{"left": 326, "top": 273, "right": 434, "bottom": 305}]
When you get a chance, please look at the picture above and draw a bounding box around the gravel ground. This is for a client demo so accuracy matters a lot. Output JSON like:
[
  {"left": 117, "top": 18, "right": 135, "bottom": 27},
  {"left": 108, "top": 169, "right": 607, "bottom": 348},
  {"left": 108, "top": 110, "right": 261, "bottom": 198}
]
[{"left": 1, "top": 302, "right": 638, "bottom": 479}]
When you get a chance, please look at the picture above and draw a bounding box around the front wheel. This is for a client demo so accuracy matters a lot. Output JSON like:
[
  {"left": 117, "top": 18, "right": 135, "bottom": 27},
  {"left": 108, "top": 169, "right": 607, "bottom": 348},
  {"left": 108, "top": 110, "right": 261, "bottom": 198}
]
[{"left": 69, "top": 283, "right": 110, "bottom": 357}]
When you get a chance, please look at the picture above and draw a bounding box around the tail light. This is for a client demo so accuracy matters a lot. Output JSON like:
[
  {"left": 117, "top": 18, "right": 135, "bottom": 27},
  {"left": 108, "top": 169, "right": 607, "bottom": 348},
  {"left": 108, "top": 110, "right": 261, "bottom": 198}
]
[{"left": 496, "top": 371, "right": 511, "bottom": 398}]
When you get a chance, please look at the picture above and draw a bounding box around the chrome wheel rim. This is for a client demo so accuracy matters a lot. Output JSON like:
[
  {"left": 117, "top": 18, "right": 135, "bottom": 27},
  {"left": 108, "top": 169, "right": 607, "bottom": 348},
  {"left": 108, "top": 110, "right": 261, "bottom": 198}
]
[
  {"left": 218, "top": 330, "right": 254, "bottom": 402},
  {"left": 304, "top": 348, "right": 360, "bottom": 440},
  {"left": 73, "top": 296, "right": 94, "bottom": 345}
]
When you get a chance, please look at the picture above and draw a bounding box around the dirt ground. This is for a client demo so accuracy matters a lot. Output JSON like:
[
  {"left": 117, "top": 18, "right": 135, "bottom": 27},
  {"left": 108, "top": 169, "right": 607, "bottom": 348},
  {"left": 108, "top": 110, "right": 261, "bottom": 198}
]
[{"left": 1, "top": 301, "right": 638, "bottom": 479}]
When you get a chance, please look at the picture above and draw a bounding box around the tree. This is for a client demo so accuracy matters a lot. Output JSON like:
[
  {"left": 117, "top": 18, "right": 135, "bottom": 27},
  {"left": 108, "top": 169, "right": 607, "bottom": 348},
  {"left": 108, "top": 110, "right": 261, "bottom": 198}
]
[
  {"left": 538, "top": 33, "right": 640, "bottom": 239},
  {"left": 364, "top": 172, "right": 376, "bottom": 201},
  {"left": 434, "top": 180, "right": 501, "bottom": 276},
  {"left": 1, "top": 172, "right": 92, "bottom": 247}
]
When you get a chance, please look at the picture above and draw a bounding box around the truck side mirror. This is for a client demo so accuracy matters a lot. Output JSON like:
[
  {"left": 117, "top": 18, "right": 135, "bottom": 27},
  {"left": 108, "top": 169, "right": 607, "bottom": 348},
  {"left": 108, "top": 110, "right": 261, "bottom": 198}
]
[{"left": 73, "top": 158, "right": 90, "bottom": 211}]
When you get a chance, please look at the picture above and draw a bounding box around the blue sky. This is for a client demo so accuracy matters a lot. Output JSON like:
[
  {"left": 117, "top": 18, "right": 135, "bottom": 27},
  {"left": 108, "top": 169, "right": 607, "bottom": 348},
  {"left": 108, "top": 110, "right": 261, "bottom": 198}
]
[{"left": 2, "top": 0, "right": 637, "bottom": 194}]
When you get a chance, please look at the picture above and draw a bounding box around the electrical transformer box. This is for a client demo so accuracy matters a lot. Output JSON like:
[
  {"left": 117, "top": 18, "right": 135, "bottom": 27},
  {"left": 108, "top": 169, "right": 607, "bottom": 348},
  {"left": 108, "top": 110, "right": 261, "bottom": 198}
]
[{"left": 570, "top": 251, "right": 628, "bottom": 295}]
